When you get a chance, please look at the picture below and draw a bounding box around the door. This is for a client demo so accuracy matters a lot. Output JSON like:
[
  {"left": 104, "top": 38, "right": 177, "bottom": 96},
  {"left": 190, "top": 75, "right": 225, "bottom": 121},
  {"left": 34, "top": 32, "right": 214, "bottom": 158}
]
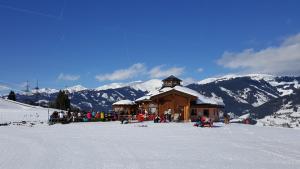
[
  {"left": 178, "top": 106, "right": 184, "bottom": 121},
  {"left": 203, "top": 109, "right": 209, "bottom": 117}
]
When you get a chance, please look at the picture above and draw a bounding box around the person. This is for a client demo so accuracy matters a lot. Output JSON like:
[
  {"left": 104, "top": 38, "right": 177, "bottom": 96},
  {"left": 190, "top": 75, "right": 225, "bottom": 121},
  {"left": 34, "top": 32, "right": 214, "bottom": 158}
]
[
  {"left": 144, "top": 109, "right": 148, "bottom": 120},
  {"left": 86, "top": 112, "right": 92, "bottom": 121},
  {"left": 173, "top": 113, "right": 179, "bottom": 122},
  {"left": 100, "top": 112, "right": 105, "bottom": 121},
  {"left": 50, "top": 111, "right": 59, "bottom": 123},
  {"left": 137, "top": 113, "right": 144, "bottom": 122},
  {"left": 92, "top": 111, "right": 96, "bottom": 118},
  {"left": 59, "top": 111, "right": 64, "bottom": 118},
  {"left": 77, "top": 112, "right": 82, "bottom": 122},
  {"left": 200, "top": 115, "right": 209, "bottom": 127},
  {"left": 95, "top": 112, "right": 101, "bottom": 120},
  {"left": 58, "top": 111, "right": 64, "bottom": 123},
  {"left": 160, "top": 115, "right": 166, "bottom": 123},
  {"left": 120, "top": 114, "right": 125, "bottom": 124},
  {"left": 194, "top": 118, "right": 202, "bottom": 127},
  {"left": 154, "top": 114, "right": 160, "bottom": 123},
  {"left": 224, "top": 113, "right": 230, "bottom": 124}
]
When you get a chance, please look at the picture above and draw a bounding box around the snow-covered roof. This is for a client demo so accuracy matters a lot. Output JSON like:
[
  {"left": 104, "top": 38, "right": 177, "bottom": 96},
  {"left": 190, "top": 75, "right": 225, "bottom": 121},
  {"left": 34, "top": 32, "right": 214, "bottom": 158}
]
[
  {"left": 230, "top": 113, "right": 251, "bottom": 123},
  {"left": 150, "top": 86, "right": 224, "bottom": 106},
  {"left": 112, "top": 99, "right": 136, "bottom": 106},
  {"left": 135, "top": 95, "right": 151, "bottom": 102}
]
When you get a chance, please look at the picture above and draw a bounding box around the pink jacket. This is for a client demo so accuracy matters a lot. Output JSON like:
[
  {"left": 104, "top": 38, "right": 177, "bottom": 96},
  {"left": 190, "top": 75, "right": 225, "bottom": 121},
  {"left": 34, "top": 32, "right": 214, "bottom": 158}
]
[{"left": 87, "top": 112, "right": 92, "bottom": 119}]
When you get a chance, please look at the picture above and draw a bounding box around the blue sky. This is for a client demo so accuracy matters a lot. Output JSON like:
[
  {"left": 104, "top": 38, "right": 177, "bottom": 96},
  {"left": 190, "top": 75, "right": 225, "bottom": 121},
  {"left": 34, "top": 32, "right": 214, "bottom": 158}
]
[{"left": 1, "top": 0, "right": 300, "bottom": 91}]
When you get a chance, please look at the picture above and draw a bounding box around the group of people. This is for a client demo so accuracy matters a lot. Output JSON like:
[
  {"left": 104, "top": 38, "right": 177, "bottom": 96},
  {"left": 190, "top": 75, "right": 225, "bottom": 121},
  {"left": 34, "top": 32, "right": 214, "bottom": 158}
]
[
  {"left": 49, "top": 110, "right": 117, "bottom": 124},
  {"left": 194, "top": 115, "right": 214, "bottom": 127},
  {"left": 153, "top": 109, "right": 182, "bottom": 123}
]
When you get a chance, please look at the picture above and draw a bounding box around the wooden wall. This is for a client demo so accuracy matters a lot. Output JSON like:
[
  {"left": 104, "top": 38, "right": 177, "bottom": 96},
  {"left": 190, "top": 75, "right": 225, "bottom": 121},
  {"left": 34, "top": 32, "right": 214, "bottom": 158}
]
[
  {"left": 155, "top": 93, "right": 191, "bottom": 121},
  {"left": 190, "top": 107, "right": 220, "bottom": 122}
]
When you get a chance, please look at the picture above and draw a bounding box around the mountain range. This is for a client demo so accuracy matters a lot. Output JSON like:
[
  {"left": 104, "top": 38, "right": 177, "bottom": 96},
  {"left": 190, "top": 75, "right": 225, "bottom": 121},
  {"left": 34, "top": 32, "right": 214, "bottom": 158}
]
[{"left": 9, "top": 74, "right": 300, "bottom": 127}]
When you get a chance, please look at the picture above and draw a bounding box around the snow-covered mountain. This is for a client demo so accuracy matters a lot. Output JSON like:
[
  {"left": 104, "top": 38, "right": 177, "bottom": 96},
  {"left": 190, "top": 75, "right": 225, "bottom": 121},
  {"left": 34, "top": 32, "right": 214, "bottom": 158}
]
[
  {"left": 188, "top": 74, "right": 300, "bottom": 127},
  {"left": 65, "top": 85, "right": 88, "bottom": 93},
  {"left": 95, "top": 79, "right": 162, "bottom": 93},
  {"left": 10, "top": 74, "right": 300, "bottom": 127},
  {"left": 251, "top": 89, "right": 300, "bottom": 128},
  {"left": 32, "top": 88, "right": 59, "bottom": 94}
]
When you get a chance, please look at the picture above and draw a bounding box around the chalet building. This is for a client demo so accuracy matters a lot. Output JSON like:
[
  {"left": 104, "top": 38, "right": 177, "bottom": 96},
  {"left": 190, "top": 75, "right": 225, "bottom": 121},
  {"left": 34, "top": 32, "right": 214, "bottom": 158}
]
[
  {"left": 112, "top": 100, "right": 137, "bottom": 116},
  {"left": 113, "top": 76, "right": 224, "bottom": 122}
]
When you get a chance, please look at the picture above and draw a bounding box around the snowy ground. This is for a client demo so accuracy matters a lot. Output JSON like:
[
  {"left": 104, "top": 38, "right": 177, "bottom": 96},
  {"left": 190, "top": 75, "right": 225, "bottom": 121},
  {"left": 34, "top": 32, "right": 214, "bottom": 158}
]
[
  {"left": 0, "top": 98, "right": 59, "bottom": 124},
  {"left": 1, "top": 99, "right": 300, "bottom": 169},
  {"left": 1, "top": 122, "right": 300, "bottom": 169}
]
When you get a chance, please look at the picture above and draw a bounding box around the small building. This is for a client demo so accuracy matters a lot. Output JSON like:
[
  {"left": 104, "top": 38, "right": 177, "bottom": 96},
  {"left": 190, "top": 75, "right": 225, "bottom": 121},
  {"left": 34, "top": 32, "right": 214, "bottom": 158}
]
[
  {"left": 112, "top": 100, "right": 137, "bottom": 119},
  {"left": 113, "top": 76, "right": 224, "bottom": 122}
]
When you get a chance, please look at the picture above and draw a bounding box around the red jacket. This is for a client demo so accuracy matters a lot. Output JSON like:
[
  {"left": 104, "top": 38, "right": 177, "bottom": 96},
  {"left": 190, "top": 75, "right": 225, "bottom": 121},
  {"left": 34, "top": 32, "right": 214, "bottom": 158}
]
[{"left": 87, "top": 112, "right": 92, "bottom": 119}]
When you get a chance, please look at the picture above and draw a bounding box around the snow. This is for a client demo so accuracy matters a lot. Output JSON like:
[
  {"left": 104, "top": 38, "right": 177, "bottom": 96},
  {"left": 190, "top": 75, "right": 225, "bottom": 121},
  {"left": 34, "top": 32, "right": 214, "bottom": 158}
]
[
  {"left": 95, "top": 79, "right": 162, "bottom": 93},
  {"left": 198, "top": 74, "right": 275, "bottom": 84},
  {"left": 130, "top": 79, "right": 163, "bottom": 93},
  {"left": 135, "top": 95, "right": 151, "bottom": 102},
  {"left": 291, "top": 112, "right": 300, "bottom": 118},
  {"left": 80, "top": 93, "right": 88, "bottom": 100},
  {"left": 249, "top": 84, "right": 278, "bottom": 98},
  {"left": 0, "top": 122, "right": 300, "bottom": 169},
  {"left": 231, "top": 113, "right": 251, "bottom": 123},
  {"left": 112, "top": 99, "right": 135, "bottom": 105},
  {"left": 258, "top": 103, "right": 300, "bottom": 128},
  {"left": 278, "top": 88, "right": 294, "bottom": 96},
  {"left": 252, "top": 92, "right": 270, "bottom": 107},
  {"left": 220, "top": 87, "right": 248, "bottom": 104},
  {"left": 1, "top": 100, "right": 300, "bottom": 169},
  {"left": 267, "top": 79, "right": 299, "bottom": 96},
  {"left": 96, "top": 82, "right": 127, "bottom": 91},
  {"left": 101, "top": 93, "right": 109, "bottom": 99},
  {"left": 65, "top": 85, "right": 87, "bottom": 93},
  {"left": 0, "top": 98, "right": 60, "bottom": 123},
  {"left": 239, "top": 88, "right": 251, "bottom": 99},
  {"left": 109, "top": 96, "right": 115, "bottom": 102},
  {"left": 33, "top": 88, "right": 59, "bottom": 94},
  {"left": 79, "top": 102, "right": 93, "bottom": 108},
  {"left": 150, "top": 86, "right": 224, "bottom": 105}
]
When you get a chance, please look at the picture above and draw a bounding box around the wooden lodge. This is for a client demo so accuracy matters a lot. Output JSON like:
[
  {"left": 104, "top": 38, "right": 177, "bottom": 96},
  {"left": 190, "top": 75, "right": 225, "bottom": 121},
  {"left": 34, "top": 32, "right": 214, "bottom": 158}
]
[
  {"left": 113, "top": 75, "right": 224, "bottom": 122},
  {"left": 112, "top": 99, "right": 137, "bottom": 116}
]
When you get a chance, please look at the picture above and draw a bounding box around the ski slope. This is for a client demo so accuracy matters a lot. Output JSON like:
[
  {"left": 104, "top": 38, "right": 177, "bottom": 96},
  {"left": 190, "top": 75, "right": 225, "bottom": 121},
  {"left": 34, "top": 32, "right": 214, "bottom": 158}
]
[
  {"left": 0, "top": 122, "right": 300, "bottom": 169},
  {"left": 0, "top": 98, "right": 59, "bottom": 123}
]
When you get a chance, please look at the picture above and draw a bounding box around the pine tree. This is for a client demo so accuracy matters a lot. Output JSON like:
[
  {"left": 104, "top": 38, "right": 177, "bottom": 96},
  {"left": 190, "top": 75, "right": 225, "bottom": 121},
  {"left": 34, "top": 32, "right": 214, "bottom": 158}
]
[
  {"left": 7, "top": 91, "right": 16, "bottom": 101},
  {"left": 55, "top": 90, "right": 71, "bottom": 110}
]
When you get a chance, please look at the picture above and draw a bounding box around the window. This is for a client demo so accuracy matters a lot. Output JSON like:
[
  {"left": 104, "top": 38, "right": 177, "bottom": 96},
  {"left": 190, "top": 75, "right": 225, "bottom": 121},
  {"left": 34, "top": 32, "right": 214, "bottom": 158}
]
[
  {"left": 204, "top": 109, "right": 209, "bottom": 117},
  {"left": 191, "top": 109, "right": 197, "bottom": 116}
]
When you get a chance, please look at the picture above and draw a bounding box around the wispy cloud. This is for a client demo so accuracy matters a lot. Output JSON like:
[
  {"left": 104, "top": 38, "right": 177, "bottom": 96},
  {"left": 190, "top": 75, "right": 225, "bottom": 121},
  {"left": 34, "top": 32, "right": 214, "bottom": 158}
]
[
  {"left": 95, "top": 63, "right": 146, "bottom": 82},
  {"left": 58, "top": 73, "right": 80, "bottom": 81},
  {"left": 217, "top": 33, "right": 300, "bottom": 75},
  {"left": 197, "top": 68, "right": 204, "bottom": 73},
  {"left": 0, "top": 1, "right": 65, "bottom": 20},
  {"left": 95, "top": 63, "right": 186, "bottom": 82},
  {"left": 0, "top": 85, "right": 9, "bottom": 91},
  {"left": 149, "top": 65, "right": 185, "bottom": 78}
]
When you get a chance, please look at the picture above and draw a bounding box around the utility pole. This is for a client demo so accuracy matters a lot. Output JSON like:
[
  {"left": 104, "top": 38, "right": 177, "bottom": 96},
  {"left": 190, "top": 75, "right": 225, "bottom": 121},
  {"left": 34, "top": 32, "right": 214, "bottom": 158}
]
[
  {"left": 24, "top": 80, "right": 30, "bottom": 95},
  {"left": 34, "top": 80, "right": 40, "bottom": 106}
]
